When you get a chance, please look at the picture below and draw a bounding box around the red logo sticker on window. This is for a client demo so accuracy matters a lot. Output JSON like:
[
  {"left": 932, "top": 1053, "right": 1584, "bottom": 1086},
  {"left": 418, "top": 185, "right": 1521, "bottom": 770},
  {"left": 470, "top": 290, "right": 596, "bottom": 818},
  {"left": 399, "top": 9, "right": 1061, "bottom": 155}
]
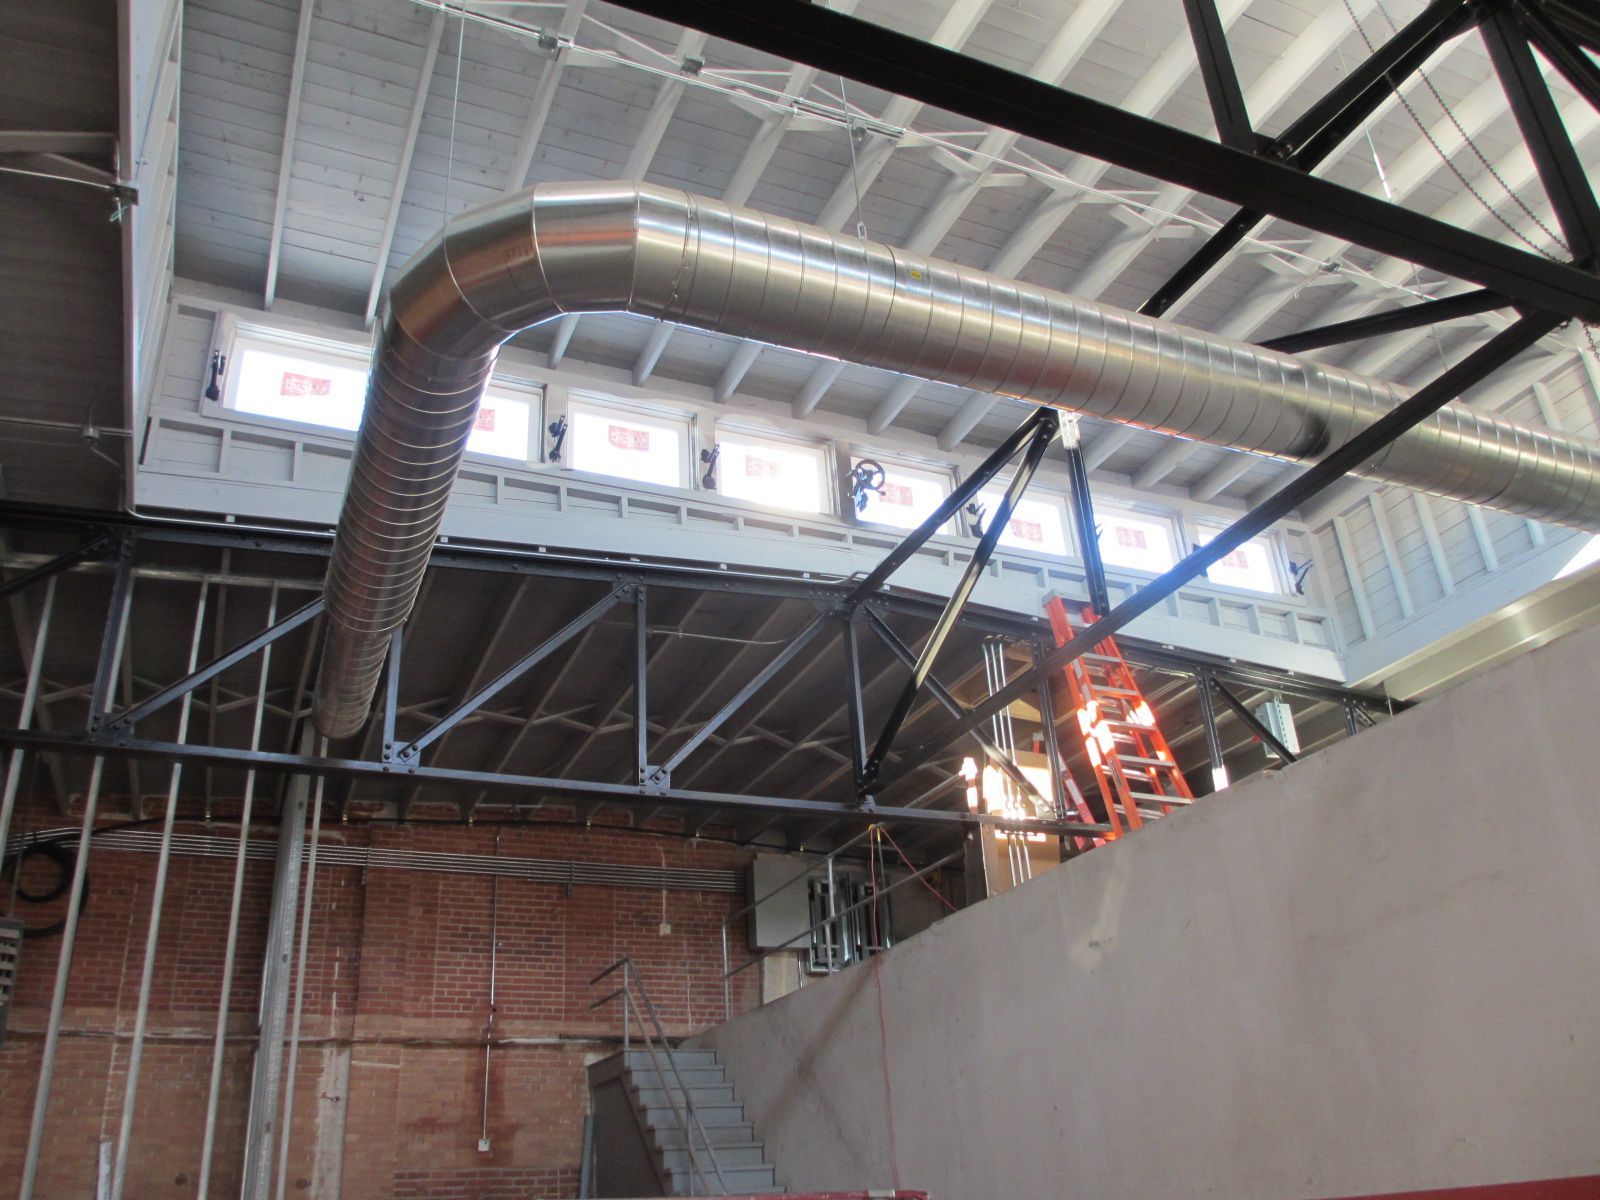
[
  {"left": 1009, "top": 518, "right": 1043, "bottom": 543},
  {"left": 474, "top": 408, "right": 497, "bottom": 432},
  {"left": 1115, "top": 526, "right": 1148, "bottom": 550},
  {"left": 280, "top": 371, "right": 332, "bottom": 397},
  {"left": 744, "top": 456, "right": 782, "bottom": 478},
  {"left": 1219, "top": 549, "right": 1248, "bottom": 569},
  {"left": 607, "top": 425, "right": 650, "bottom": 451},
  {"left": 881, "top": 482, "right": 914, "bottom": 506}
]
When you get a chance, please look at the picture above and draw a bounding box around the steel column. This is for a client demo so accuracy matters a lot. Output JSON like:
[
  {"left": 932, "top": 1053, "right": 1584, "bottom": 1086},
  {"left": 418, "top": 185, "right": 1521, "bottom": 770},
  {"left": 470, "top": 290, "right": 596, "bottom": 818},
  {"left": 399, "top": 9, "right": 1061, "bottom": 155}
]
[
  {"left": 273, "top": 757, "right": 325, "bottom": 1200},
  {"left": 1195, "top": 670, "right": 1229, "bottom": 790},
  {"left": 870, "top": 311, "right": 1562, "bottom": 791},
  {"left": 19, "top": 544, "right": 131, "bottom": 1199},
  {"left": 634, "top": 588, "right": 649, "bottom": 782},
  {"left": 0, "top": 576, "right": 54, "bottom": 861},
  {"left": 1063, "top": 437, "right": 1111, "bottom": 618},
  {"left": 110, "top": 581, "right": 209, "bottom": 1200},
  {"left": 239, "top": 727, "right": 314, "bottom": 1200},
  {"left": 860, "top": 410, "right": 1058, "bottom": 791},
  {"left": 197, "top": 586, "right": 280, "bottom": 1200}
]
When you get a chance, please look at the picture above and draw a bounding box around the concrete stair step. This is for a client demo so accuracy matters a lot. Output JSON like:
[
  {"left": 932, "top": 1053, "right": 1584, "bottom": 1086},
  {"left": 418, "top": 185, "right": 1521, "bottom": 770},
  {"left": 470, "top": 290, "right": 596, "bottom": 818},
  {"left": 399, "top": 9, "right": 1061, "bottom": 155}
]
[
  {"left": 623, "top": 1048, "right": 720, "bottom": 1070},
  {"left": 637, "top": 1097, "right": 745, "bottom": 1127},
  {"left": 660, "top": 1143, "right": 770, "bottom": 1172},
  {"left": 667, "top": 1163, "right": 779, "bottom": 1194},
  {"left": 634, "top": 1083, "right": 736, "bottom": 1108},
  {"left": 647, "top": 1114, "right": 757, "bottom": 1147},
  {"left": 627, "top": 1065, "right": 728, "bottom": 1088}
]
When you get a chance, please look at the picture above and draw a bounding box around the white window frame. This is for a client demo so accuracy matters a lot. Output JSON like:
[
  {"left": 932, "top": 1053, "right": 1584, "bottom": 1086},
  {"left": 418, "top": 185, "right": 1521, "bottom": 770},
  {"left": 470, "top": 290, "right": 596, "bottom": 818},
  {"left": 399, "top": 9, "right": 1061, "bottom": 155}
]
[
  {"left": 970, "top": 487, "right": 1073, "bottom": 559},
  {"left": 1096, "top": 504, "right": 1184, "bottom": 576},
  {"left": 563, "top": 391, "right": 696, "bottom": 492},
  {"left": 207, "top": 313, "right": 543, "bottom": 466},
  {"left": 711, "top": 424, "right": 836, "bottom": 516},
  {"left": 1192, "top": 519, "right": 1289, "bottom": 595},
  {"left": 845, "top": 451, "right": 958, "bottom": 534}
]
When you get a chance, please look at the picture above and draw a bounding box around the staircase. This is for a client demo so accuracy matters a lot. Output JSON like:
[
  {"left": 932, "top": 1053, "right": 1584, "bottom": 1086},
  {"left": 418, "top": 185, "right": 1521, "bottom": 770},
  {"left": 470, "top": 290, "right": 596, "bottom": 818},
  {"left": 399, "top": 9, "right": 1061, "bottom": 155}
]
[
  {"left": 1046, "top": 596, "right": 1195, "bottom": 839},
  {"left": 587, "top": 1046, "right": 783, "bottom": 1196}
]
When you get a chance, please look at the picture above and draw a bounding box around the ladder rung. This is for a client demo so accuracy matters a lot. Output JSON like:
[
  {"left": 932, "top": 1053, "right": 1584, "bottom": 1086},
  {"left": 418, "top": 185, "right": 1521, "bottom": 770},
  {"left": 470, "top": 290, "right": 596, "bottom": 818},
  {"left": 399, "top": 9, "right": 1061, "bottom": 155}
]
[
  {"left": 1091, "top": 686, "right": 1141, "bottom": 696},
  {"left": 1116, "top": 754, "right": 1174, "bottom": 768},
  {"left": 1127, "top": 791, "right": 1191, "bottom": 806}
]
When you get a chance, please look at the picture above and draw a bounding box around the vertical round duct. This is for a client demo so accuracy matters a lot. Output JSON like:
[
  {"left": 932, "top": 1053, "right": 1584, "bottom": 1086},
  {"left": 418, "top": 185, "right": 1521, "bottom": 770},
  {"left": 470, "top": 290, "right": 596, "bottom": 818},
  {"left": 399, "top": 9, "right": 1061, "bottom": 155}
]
[{"left": 312, "top": 181, "right": 1600, "bottom": 738}]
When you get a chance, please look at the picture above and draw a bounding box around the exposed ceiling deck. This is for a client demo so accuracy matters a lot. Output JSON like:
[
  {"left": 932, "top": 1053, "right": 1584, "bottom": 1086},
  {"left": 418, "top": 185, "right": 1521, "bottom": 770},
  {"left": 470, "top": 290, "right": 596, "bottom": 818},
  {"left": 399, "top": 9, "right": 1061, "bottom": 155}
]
[{"left": 166, "top": 0, "right": 1600, "bottom": 512}]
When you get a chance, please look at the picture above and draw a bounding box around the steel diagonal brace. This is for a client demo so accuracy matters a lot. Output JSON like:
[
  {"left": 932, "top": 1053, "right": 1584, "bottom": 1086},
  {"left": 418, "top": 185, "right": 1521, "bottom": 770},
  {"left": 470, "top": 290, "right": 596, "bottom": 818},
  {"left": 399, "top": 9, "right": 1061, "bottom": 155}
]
[{"left": 389, "top": 586, "right": 629, "bottom": 765}]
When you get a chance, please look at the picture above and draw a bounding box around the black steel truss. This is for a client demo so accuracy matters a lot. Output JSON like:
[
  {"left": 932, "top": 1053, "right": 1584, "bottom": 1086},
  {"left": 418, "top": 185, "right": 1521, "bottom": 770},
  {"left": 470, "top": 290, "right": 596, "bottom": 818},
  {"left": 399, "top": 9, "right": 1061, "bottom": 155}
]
[
  {"left": 0, "top": 506, "right": 1392, "bottom": 848},
  {"left": 601, "top": 0, "right": 1600, "bottom": 324}
]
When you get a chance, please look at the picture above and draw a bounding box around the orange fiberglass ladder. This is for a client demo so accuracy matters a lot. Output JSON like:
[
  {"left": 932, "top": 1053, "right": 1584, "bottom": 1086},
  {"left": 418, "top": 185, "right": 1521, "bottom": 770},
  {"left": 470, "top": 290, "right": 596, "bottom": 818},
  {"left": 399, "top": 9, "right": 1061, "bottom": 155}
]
[{"left": 1045, "top": 595, "right": 1194, "bottom": 842}]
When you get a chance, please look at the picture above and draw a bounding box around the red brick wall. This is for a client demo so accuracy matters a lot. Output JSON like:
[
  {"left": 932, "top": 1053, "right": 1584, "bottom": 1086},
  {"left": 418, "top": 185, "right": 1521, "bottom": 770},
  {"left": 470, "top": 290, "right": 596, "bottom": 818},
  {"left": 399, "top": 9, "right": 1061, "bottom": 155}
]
[{"left": 0, "top": 797, "right": 755, "bottom": 1199}]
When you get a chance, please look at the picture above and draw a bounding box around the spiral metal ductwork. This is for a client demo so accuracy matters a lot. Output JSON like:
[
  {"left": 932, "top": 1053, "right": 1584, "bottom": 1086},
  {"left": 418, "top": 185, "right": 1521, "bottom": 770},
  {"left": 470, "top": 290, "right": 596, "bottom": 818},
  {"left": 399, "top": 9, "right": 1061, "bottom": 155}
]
[{"left": 313, "top": 180, "right": 1600, "bottom": 737}]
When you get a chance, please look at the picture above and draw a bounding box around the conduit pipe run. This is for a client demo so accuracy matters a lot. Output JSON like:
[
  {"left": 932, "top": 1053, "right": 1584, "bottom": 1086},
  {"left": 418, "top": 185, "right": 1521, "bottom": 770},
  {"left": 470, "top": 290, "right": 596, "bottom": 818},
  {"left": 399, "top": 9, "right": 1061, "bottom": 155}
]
[{"left": 313, "top": 180, "right": 1600, "bottom": 737}]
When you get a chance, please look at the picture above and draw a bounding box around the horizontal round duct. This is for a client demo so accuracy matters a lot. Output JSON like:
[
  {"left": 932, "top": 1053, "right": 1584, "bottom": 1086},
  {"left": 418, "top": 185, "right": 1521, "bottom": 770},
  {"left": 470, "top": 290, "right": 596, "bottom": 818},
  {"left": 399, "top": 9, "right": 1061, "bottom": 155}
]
[{"left": 314, "top": 180, "right": 1600, "bottom": 737}]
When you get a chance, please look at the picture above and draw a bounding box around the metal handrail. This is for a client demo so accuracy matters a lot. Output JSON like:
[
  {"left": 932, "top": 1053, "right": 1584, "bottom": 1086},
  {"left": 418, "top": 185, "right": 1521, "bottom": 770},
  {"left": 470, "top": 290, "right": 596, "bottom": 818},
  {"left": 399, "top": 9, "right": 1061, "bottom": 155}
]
[{"left": 590, "top": 958, "right": 730, "bottom": 1196}]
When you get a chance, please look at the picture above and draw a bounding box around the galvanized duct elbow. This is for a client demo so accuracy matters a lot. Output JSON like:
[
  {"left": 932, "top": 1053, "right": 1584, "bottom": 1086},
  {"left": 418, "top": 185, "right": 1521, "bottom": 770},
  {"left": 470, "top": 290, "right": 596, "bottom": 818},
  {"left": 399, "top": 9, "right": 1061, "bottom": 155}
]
[{"left": 313, "top": 180, "right": 1600, "bottom": 737}]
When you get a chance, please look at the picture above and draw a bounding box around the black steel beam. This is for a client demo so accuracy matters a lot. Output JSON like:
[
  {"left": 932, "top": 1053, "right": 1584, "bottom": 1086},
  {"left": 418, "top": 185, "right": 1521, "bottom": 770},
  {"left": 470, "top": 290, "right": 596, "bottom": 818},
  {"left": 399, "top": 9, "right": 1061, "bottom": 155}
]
[
  {"left": 634, "top": 586, "right": 649, "bottom": 781},
  {"left": 870, "top": 310, "right": 1561, "bottom": 792},
  {"left": 1259, "top": 288, "right": 1512, "bottom": 354},
  {"left": 105, "top": 596, "right": 326, "bottom": 732},
  {"left": 845, "top": 406, "right": 1053, "bottom": 604},
  {"left": 860, "top": 607, "right": 1052, "bottom": 816},
  {"left": 1063, "top": 441, "right": 1111, "bottom": 618},
  {"left": 0, "top": 533, "right": 113, "bottom": 602},
  {"left": 1483, "top": 5, "right": 1600, "bottom": 259},
  {"left": 1195, "top": 672, "right": 1227, "bottom": 784},
  {"left": 1520, "top": 2, "right": 1600, "bottom": 117},
  {"left": 1545, "top": 0, "right": 1600, "bottom": 52},
  {"left": 599, "top": 1, "right": 1600, "bottom": 318},
  {"left": 861, "top": 411, "right": 1057, "bottom": 790},
  {"left": 0, "top": 726, "right": 1098, "bottom": 836},
  {"left": 1141, "top": 0, "right": 1478, "bottom": 317},
  {"left": 1209, "top": 677, "right": 1298, "bottom": 763},
  {"left": 1181, "top": 0, "right": 1256, "bottom": 150}
]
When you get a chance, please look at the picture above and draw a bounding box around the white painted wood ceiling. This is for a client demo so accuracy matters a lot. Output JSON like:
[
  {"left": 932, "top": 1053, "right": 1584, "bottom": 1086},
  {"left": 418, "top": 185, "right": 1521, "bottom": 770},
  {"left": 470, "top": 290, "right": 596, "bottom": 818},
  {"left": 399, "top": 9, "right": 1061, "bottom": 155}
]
[{"left": 173, "top": 0, "right": 1600, "bottom": 508}]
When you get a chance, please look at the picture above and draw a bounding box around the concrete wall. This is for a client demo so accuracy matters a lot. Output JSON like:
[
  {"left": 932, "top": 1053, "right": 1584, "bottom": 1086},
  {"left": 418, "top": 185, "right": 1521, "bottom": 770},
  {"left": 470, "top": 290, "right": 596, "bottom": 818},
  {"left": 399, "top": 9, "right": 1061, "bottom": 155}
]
[{"left": 694, "top": 620, "right": 1600, "bottom": 1200}]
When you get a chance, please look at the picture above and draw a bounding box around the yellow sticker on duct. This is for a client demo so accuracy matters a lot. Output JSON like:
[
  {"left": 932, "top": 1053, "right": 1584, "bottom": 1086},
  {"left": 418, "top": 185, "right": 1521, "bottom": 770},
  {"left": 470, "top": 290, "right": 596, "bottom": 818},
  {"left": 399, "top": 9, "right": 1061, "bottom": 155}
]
[{"left": 910, "top": 269, "right": 923, "bottom": 280}]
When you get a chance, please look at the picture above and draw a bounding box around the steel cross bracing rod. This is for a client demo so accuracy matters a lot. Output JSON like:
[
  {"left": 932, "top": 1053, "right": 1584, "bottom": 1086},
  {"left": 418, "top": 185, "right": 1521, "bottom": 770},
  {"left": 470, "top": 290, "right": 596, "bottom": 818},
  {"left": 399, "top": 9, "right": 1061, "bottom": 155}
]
[
  {"left": 595, "top": 0, "right": 1600, "bottom": 323},
  {"left": 859, "top": 410, "right": 1059, "bottom": 792},
  {"left": 103, "top": 595, "right": 326, "bottom": 732},
  {"left": 868, "top": 310, "right": 1562, "bottom": 794},
  {"left": 1259, "top": 289, "right": 1513, "bottom": 354},
  {"left": 1208, "top": 675, "right": 1299, "bottom": 764},
  {"left": 388, "top": 586, "right": 628, "bottom": 763},
  {"left": 860, "top": 606, "right": 1057, "bottom": 820},
  {"left": 1482, "top": 2, "right": 1600, "bottom": 261},
  {"left": 1142, "top": 0, "right": 1479, "bottom": 317},
  {"left": 0, "top": 726, "right": 1101, "bottom": 837}
]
